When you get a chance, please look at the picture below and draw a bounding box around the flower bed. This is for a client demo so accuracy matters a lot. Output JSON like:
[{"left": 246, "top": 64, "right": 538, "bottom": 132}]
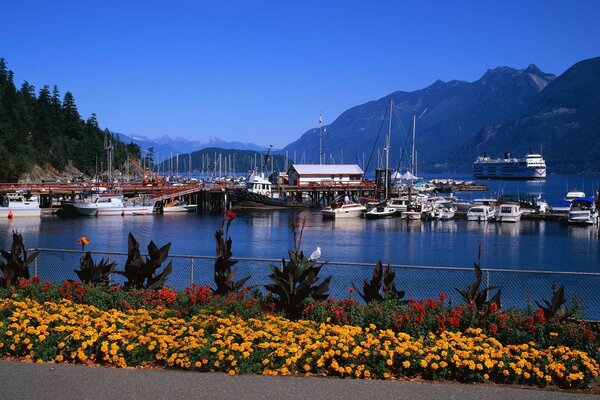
[{"left": 0, "top": 296, "right": 598, "bottom": 389}]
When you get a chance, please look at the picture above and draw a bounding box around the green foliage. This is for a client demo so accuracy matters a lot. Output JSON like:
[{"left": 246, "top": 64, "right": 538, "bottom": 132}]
[
  {"left": 213, "top": 211, "right": 250, "bottom": 295},
  {"left": 0, "top": 231, "right": 39, "bottom": 287},
  {"left": 74, "top": 251, "right": 117, "bottom": 285},
  {"left": 354, "top": 260, "right": 407, "bottom": 304},
  {"left": 265, "top": 217, "right": 331, "bottom": 320},
  {"left": 0, "top": 57, "right": 140, "bottom": 180},
  {"left": 116, "top": 233, "right": 173, "bottom": 290},
  {"left": 535, "top": 284, "right": 572, "bottom": 322}
]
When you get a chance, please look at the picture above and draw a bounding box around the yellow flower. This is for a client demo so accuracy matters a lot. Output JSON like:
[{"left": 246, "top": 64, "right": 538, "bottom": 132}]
[
  {"left": 402, "top": 361, "right": 410, "bottom": 369},
  {"left": 228, "top": 370, "right": 236, "bottom": 376},
  {"left": 386, "top": 359, "right": 393, "bottom": 366}
]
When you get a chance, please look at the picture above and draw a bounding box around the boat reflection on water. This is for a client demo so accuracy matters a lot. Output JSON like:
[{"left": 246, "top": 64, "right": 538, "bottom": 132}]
[
  {"left": 567, "top": 224, "right": 599, "bottom": 239},
  {"left": 497, "top": 222, "right": 521, "bottom": 237},
  {"left": 330, "top": 217, "right": 365, "bottom": 231},
  {"left": 405, "top": 219, "right": 424, "bottom": 232},
  {"left": 0, "top": 217, "right": 42, "bottom": 237},
  {"left": 427, "top": 220, "right": 458, "bottom": 233}
]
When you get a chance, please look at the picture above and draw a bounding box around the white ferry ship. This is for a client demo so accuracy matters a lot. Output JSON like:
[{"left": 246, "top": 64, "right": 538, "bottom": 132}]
[{"left": 473, "top": 152, "right": 546, "bottom": 180}]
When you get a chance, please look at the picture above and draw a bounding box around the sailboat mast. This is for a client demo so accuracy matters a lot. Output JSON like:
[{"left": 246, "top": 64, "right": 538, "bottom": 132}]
[
  {"left": 385, "top": 100, "right": 392, "bottom": 200},
  {"left": 411, "top": 115, "right": 416, "bottom": 178},
  {"left": 319, "top": 112, "right": 323, "bottom": 165}
]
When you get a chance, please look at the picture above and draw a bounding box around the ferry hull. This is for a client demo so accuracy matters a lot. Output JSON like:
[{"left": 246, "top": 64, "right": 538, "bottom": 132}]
[{"left": 473, "top": 166, "right": 546, "bottom": 180}]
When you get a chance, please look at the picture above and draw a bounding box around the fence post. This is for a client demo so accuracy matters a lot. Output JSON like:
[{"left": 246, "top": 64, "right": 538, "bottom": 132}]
[
  {"left": 485, "top": 270, "right": 490, "bottom": 301},
  {"left": 34, "top": 253, "right": 38, "bottom": 277},
  {"left": 190, "top": 257, "right": 195, "bottom": 286}
]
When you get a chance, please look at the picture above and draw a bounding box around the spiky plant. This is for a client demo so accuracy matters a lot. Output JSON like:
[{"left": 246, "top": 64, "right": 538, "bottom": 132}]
[
  {"left": 354, "top": 260, "right": 407, "bottom": 304},
  {"left": 536, "top": 284, "right": 572, "bottom": 321},
  {"left": 454, "top": 244, "right": 501, "bottom": 310},
  {"left": 265, "top": 216, "right": 331, "bottom": 320},
  {"left": 116, "top": 233, "right": 173, "bottom": 290},
  {"left": 0, "top": 231, "right": 39, "bottom": 287},
  {"left": 74, "top": 251, "right": 117, "bottom": 285},
  {"left": 213, "top": 209, "right": 250, "bottom": 295}
]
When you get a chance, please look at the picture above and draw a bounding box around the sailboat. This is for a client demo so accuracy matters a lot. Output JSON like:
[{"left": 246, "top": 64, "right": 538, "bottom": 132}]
[
  {"left": 402, "top": 115, "right": 425, "bottom": 220},
  {"left": 364, "top": 100, "right": 398, "bottom": 219}
]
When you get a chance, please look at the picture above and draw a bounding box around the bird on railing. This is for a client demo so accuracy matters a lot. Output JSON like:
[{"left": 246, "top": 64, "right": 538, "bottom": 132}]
[{"left": 309, "top": 247, "right": 321, "bottom": 262}]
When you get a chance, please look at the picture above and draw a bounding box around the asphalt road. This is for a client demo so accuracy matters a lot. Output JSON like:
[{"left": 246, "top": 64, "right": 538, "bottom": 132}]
[{"left": 0, "top": 361, "right": 597, "bottom": 400}]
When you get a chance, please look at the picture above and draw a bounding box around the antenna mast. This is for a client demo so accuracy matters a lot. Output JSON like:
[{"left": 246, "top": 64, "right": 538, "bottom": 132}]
[{"left": 103, "top": 130, "right": 114, "bottom": 189}]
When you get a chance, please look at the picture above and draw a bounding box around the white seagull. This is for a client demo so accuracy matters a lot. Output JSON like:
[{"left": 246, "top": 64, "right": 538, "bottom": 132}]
[{"left": 309, "top": 247, "right": 321, "bottom": 261}]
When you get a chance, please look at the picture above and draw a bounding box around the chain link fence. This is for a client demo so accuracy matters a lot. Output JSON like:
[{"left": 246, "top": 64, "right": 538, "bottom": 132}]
[{"left": 31, "top": 248, "right": 600, "bottom": 320}]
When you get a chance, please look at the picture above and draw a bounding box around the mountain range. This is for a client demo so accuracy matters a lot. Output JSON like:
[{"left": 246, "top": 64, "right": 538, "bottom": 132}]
[
  {"left": 113, "top": 132, "right": 268, "bottom": 161},
  {"left": 282, "top": 56, "right": 600, "bottom": 173}
]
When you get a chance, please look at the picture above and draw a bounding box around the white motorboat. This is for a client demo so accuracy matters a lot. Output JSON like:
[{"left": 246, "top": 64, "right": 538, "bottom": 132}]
[
  {"left": 567, "top": 197, "right": 599, "bottom": 225},
  {"left": 387, "top": 197, "right": 410, "bottom": 213},
  {"left": 496, "top": 203, "right": 523, "bottom": 223},
  {"left": 162, "top": 200, "right": 197, "bottom": 213},
  {"left": 0, "top": 194, "right": 41, "bottom": 218},
  {"left": 75, "top": 195, "right": 154, "bottom": 216},
  {"left": 364, "top": 204, "right": 396, "bottom": 219},
  {"left": 437, "top": 202, "right": 457, "bottom": 220},
  {"left": 322, "top": 202, "right": 366, "bottom": 219},
  {"left": 467, "top": 205, "right": 496, "bottom": 221},
  {"left": 551, "top": 191, "right": 586, "bottom": 214}
]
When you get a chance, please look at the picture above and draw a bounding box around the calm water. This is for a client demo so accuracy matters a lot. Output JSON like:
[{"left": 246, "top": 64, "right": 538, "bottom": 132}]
[{"left": 0, "top": 174, "right": 599, "bottom": 273}]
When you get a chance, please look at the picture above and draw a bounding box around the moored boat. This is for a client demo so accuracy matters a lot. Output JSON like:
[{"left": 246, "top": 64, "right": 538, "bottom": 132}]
[
  {"left": 0, "top": 194, "right": 41, "bottom": 218},
  {"left": 567, "top": 197, "right": 599, "bottom": 225},
  {"left": 322, "top": 202, "right": 366, "bottom": 219},
  {"left": 364, "top": 204, "right": 396, "bottom": 219},
  {"left": 467, "top": 205, "right": 496, "bottom": 221},
  {"left": 496, "top": 203, "right": 522, "bottom": 223},
  {"left": 162, "top": 200, "right": 197, "bottom": 213},
  {"left": 74, "top": 195, "right": 154, "bottom": 216}
]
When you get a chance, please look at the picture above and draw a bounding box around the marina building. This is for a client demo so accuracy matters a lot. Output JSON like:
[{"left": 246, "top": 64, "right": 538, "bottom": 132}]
[{"left": 286, "top": 164, "right": 364, "bottom": 187}]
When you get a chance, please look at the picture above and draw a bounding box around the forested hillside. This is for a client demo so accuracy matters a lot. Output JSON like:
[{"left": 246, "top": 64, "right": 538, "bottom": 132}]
[{"left": 0, "top": 58, "right": 140, "bottom": 181}]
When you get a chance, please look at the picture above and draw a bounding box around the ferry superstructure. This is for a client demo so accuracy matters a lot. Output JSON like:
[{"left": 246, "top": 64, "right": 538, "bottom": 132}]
[{"left": 473, "top": 153, "right": 546, "bottom": 180}]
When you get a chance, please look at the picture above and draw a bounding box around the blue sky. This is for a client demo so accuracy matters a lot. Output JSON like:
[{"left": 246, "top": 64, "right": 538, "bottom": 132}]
[{"left": 1, "top": 1, "right": 599, "bottom": 148}]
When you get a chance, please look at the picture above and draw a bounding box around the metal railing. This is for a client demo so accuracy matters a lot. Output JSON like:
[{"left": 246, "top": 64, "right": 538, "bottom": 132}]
[{"left": 30, "top": 248, "right": 600, "bottom": 320}]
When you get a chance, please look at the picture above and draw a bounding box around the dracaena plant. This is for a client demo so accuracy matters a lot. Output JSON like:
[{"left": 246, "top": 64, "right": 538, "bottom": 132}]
[
  {"left": 536, "top": 284, "right": 572, "bottom": 321},
  {"left": 454, "top": 244, "right": 501, "bottom": 310},
  {"left": 354, "top": 260, "right": 407, "bottom": 304},
  {"left": 213, "top": 209, "right": 250, "bottom": 295},
  {"left": 116, "top": 233, "right": 173, "bottom": 290},
  {"left": 0, "top": 231, "right": 39, "bottom": 287},
  {"left": 265, "top": 216, "right": 331, "bottom": 320}
]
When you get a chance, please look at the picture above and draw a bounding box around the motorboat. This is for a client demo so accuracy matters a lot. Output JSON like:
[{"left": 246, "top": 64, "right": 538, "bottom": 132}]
[
  {"left": 496, "top": 203, "right": 522, "bottom": 223},
  {"left": 75, "top": 195, "right": 155, "bottom": 216},
  {"left": 0, "top": 194, "right": 41, "bottom": 218},
  {"left": 567, "top": 197, "right": 599, "bottom": 225},
  {"left": 364, "top": 204, "right": 396, "bottom": 219},
  {"left": 387, "top": 197, "right": 410, "bottom": 213},
  {"left": 161, "top": 200, "right": 198, "bottom": 213},
  {"left": 467, "top": 205, "right": 496, "bottom": 221},
  {"left": 437, "top": 202, "right": 457, "bottom": 220},
  {"left": 551, "top": 191, "right": 586, "bottom": 214},
  {"left": 322, "top": 202, "right": 367, "bottom": 219}
]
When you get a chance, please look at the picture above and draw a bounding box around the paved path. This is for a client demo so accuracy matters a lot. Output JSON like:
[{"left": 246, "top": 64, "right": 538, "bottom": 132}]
[{"left": 0, "top": 360, "right": 597, "bottom": 400}]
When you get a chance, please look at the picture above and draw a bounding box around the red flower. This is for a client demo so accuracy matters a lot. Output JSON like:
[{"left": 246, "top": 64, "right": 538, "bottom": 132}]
[
  {"left": 489, "top": 303, "right": 498, "bottom": 313},
  {"left": 227, "top": 209, "right": 237, "bottom": 220},
  {"left": 490, "top": 324, "right": 498, "bottom": 334},
  {"left": 438, "top": 292, "right": 446, "bottom": 302}
]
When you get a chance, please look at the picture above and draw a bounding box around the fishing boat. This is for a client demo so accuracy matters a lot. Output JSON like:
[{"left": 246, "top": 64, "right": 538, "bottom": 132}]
[
  {"left": 74, "top": 194, "right": 154, "bottom": 216},
  {"left": 0, "top": 194, "right": 41, "bottom": 218},
  {"left": 567, "top": 197, "right": 599, "bottom": 225},
  {"left": 467, "top": 205, "right": 496, "bottom": 221},
  {"left": 162, "top": 200, "right": 197, "bottom": 213},
  {"left": 322, "top": 202, "right": 367, "bottom": 219},
  {"left": 496, "top": 203, "right": 523, "bottom": 223}
]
